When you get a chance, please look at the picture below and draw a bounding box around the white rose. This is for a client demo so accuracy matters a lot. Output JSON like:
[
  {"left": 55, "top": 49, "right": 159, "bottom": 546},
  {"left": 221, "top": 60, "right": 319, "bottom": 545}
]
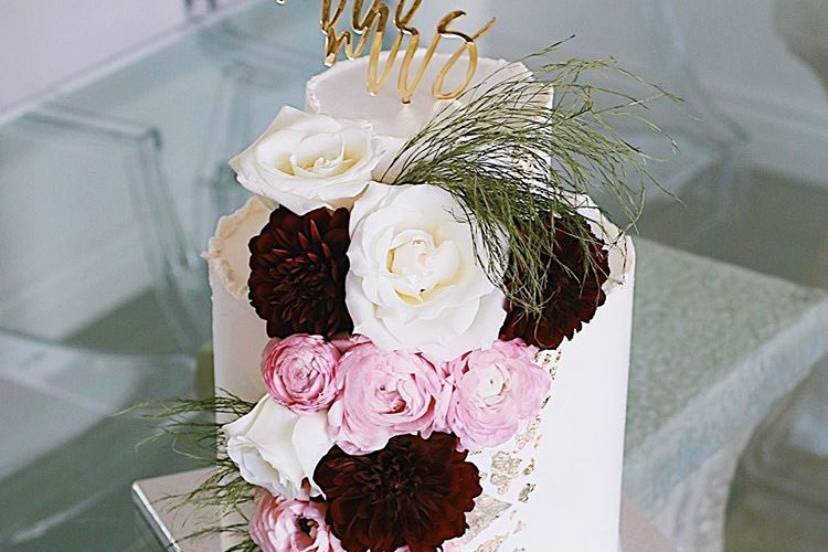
[
  {"left": 346, "top": 183, "right": 507, "bottom": 361},
  {"left": 222, "top": 396, "right": 333, "bottom": 499},
  {"left": 229, "top": 106, "right": 384, "bottom": 215}
]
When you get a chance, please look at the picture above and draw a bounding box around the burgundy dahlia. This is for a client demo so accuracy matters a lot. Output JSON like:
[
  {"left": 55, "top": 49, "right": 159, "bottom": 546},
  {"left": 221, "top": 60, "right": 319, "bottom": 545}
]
[
  {"left": 500, "top": 216, "right": 610, "bottom": 349},
  {"left": 314, "top": 433, "right": 482, "bottom": 552},
  {"left": 248, "top": 206, "right": 353, "bottom": 339}
]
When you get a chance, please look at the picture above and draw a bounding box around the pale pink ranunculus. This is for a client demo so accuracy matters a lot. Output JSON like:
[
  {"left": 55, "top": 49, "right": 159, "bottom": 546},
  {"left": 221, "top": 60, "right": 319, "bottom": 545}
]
[
  {"left": 446, "top": 339, "right": 552, "bottom": 451},
  {"left": 250, "top": 493, "right": 344, "bottom": 552},
  {"left": 329, "top": 333, "right": 369, "bottom": 355},
  {"left": 395, "top": 545, "right": 460, "bottom": 552},
  {"left": 261, "top": 334, "right": 341, "bottom": 413},
  {"left": 328, "top": 341, "right": 449, "bottom": 455}
]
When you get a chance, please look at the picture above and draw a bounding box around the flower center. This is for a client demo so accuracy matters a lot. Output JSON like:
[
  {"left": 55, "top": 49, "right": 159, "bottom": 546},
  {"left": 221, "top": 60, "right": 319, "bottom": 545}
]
[
  {"left": 298, "top": 516, "right": 318, "bottom": 537},
  {"left": 475, "top": 364, "right": 511, "bottom": 406},
  {"left": 289, "top": 132, "right": 356, "bottom": 177},
  {"left": 288, "top": 366, "right": 311, "bottom": 389},
  {"left": 387, "top": 229, "right": 460, "bottom": 301},
  {"left": 370, "top": 444, "right": 424, "bottom": 499},
  {"left": 376, "top": 382, "right": 407, "bottom": 414}
]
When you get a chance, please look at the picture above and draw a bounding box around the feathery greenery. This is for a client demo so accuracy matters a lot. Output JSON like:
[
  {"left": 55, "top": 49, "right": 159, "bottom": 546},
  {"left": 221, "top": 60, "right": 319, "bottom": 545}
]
[
  {"left": 132, "top": 394, "right": 258, "bottom": 550},
  {"left": 386, "top": 41, "right": 679, "bottom": 314}
]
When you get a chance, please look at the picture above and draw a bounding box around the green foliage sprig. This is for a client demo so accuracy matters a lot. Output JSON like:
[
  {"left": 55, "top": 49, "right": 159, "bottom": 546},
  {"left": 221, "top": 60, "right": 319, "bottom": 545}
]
[
  {"left": 133, "top": 394, "right": 258, "bottom": 551},
  {"left": 386, "top": 41, "right": 679, "bottom": 314}
]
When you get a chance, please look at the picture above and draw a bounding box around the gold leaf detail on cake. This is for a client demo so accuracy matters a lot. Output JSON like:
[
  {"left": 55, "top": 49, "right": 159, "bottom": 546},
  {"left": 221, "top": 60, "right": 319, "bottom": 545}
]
[
  {"left": 523, "top": 458, "right": 536, "bottom": 477},
  {"left": 490, "top": 452, "right": 523, "bottom": 495},
  {"left": 534, "top": 349, "right": 562, "bottom": 379},
  {"left": 476, "top": 535, "right": 507, "bottom": 552},
  {"left": 455, "top": 495, "right": 512, "bottom": 545},
  {"left": 518, "top": 483, "right": 537, "bottom": 503},
  {"left": 514, "top": 417, "right": 542, "bottom": 452}
]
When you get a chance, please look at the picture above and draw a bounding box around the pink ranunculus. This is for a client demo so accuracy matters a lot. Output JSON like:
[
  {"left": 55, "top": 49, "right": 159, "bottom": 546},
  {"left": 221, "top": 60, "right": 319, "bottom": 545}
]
[
  {"left": 446, "top": 339, "right": 552, "bottom": 451},
  {"left": 394, "top": 545, "right": 459, "bottom": 552},
  {"left": 327, "top": 341, "right": 449, "bottom": 455},
  {"left": 329, "top": 333, "right": 369, "bottom": 355},
  {"left": 250, "top": 493, "right": 344, "bottom": 552},
  {"left": 261, "top": 334, "right": 341, "bottom": 413}
]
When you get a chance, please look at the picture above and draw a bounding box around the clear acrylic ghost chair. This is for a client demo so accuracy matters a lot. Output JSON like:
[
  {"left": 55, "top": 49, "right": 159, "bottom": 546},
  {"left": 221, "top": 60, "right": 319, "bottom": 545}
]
[
  {"left": 0, "top": 104, "right": 209, "bottom": 353},
  {"left": 0, "top": 104, "right": 210, "bottom": 549}
]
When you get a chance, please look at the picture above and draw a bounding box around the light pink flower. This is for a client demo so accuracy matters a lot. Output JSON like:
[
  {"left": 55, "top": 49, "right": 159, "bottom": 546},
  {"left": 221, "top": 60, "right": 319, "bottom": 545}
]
[
  {"left": 328, "top": 341, "right": 449, "bottom": 455},
  {"left": 393, "top": 545, "right": 460, "bottom": 552},
  {"left": 446, "top": 339, "right": 552, "bottom": 451},
  {"left": 250, "top": 493, "right": 344, "bottom": 552},
  {"left": 392, "top": 545, "right": 460, "bottom": 552},
  {"left": 329, "top": 333, "right": 369, "bottom": 355},
  {"left": 262, "top": 334, "right": 340, "bottom": 413}
]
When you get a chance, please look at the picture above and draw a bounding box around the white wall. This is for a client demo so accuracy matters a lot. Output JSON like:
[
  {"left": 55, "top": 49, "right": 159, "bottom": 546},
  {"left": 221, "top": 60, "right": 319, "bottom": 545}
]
[
  {"left": 0, "top": 0, "right": 246, "bottom": 116},
  {"left": 0, "top": 0, "right": 182, "bottom": 111}
]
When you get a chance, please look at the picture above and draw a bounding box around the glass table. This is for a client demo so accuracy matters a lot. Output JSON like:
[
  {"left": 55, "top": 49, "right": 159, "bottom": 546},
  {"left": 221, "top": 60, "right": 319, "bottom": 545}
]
[{"left": 1, "top": 1, "right": 827, "bottom": 551}]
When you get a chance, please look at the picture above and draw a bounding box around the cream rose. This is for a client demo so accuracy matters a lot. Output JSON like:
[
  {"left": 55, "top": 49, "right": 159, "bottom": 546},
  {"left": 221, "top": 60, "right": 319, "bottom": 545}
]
[
  {"left": 345, "top": 183, "right": 507, "bottom": 361},
  {"left": 229, "top": 106, "right": 384, "bottom": 214},
  {"left": 223, "top": 396, "right": 333, "bottom": 499}
]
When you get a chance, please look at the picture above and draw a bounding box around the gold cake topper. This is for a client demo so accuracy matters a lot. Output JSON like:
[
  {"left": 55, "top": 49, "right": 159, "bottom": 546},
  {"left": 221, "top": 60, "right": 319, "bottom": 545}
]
[{"left": 277, "top": 0, "right": 496, "bottom": 104}]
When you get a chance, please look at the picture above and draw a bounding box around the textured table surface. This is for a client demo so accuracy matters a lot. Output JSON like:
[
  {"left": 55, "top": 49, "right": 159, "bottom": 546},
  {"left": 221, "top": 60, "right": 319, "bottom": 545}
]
[{"left": 624, "top": 239, "right": 828, "bottom": 515}]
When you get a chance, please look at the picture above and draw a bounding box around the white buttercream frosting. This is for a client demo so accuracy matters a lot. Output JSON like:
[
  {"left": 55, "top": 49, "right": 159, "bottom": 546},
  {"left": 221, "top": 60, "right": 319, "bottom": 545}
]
[
  {"left": 206, "top": 196, "right": 272, "bottom": 403},
  {"left": 570, "top": 193, "right": 637, "bottom": 294},
  {"left": 204, "top": 195, "right": 272, "bottom": 301},
  {"left": 306, "top": 51, "right": 522, "bottom": 138}
]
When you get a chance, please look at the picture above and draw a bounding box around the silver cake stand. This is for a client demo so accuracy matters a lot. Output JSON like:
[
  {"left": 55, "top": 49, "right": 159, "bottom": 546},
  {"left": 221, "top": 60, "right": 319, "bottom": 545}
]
[{"left": 132, "top": 470, "right": 677, "bottom": 552}]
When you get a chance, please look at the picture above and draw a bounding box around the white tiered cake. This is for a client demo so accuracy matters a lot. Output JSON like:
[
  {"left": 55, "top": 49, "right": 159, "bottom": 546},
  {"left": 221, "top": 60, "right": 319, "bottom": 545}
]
[{"left": 207, "top": 53, "right": 635, "bottom": 552}]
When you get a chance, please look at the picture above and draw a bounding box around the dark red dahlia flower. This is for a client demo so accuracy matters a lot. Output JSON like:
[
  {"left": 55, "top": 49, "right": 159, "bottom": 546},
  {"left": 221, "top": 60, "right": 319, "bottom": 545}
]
[
  {"left": 248, "top": 206, "right": 353, "bottom": 339},
  {"left": 314, "top": 433, "right": 482, "bottom": 552},
  {"left": 500, "top": 216, "right": 610, "bottom": 349}
]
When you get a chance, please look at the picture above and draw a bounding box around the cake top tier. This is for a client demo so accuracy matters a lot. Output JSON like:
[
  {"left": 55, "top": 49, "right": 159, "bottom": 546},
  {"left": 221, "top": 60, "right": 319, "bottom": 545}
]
[{"left": 305, "top": 51, "right": 535, "bottom": 139}]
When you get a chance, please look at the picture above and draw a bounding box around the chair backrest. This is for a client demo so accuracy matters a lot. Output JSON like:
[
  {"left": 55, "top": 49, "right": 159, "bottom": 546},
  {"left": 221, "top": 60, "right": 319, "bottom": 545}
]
[{"left": 0, "top": 105, "right": 208, "bottom": 352}]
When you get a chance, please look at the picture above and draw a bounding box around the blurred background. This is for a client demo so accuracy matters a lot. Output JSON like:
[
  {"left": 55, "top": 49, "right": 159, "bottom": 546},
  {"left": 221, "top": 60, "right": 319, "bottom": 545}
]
[{"left": 0, "top": 0, "right": 826, "bottom": 550}]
